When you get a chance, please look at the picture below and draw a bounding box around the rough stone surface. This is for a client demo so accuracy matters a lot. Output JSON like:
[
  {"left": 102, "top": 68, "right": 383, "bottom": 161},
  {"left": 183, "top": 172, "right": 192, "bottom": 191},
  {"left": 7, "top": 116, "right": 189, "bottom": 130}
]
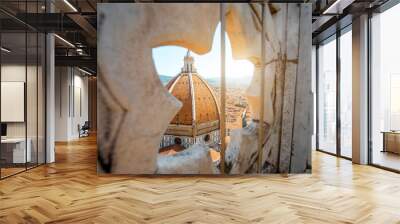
[
  {"left": 225, "top": 121, "right": 259, "bottom": 174},
  {"left": 157, "top": 144, "right": 217, "bottom": 174},
  {"left": 279, "top": 4, "right": 301, "bottom": 173},
  {"left": 97, "top": 4, "right": 218, "bottom": 174},
  {"left": 290, "top": 4, "right": 312, "bottom": 173}
]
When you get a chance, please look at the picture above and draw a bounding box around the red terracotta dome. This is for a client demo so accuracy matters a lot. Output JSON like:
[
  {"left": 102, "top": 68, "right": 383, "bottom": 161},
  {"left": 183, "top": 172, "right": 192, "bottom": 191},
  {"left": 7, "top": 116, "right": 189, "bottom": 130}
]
[{"left": 165, "top": 51, "right": 220, "bottom": 137}]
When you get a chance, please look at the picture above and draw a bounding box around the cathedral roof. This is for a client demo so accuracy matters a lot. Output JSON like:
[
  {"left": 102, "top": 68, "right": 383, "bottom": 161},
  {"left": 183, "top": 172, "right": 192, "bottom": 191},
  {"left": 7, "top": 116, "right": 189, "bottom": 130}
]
[{"left": 165, "top": 50, "right": 220, "bottom": 137}]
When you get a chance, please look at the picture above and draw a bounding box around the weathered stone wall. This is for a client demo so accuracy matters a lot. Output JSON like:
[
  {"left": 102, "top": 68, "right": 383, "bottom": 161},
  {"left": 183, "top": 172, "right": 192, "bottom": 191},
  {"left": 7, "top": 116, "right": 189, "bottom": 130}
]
[
  {"left": 97, "top": 4, "right": 218, "bottom": 174},
  {"left": 225, "top": 3, "right": 312, "bottom": 174},
  {"left": 262, "top": 3, "right": 312, "bottom": 174}
]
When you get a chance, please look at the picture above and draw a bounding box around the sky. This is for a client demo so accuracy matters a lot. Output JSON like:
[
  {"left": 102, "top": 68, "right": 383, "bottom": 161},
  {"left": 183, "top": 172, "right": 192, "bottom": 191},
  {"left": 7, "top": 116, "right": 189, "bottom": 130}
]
[{"left": 152, "top": 23, "right": 254, "bottom": 81}]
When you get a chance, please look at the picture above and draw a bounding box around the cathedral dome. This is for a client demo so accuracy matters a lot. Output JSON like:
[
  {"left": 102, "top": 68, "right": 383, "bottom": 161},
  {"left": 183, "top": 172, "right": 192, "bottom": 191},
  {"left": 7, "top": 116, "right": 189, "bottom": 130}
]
[{"left": 165, "top": 51, "right": 220, "bottom": 137}]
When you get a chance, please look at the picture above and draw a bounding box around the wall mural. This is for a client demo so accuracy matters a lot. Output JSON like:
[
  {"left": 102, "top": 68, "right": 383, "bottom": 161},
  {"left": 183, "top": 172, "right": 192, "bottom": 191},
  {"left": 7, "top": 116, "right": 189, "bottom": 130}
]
[{"left": 97, "top": 3, "right": 312, "bottom": 174}]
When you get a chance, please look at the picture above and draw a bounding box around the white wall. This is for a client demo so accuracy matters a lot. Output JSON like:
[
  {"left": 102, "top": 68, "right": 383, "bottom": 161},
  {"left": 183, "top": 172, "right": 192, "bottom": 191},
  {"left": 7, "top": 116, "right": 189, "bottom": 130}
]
[
  {"left": 1, "top": 65, "right": 37, "bottom": 138},
  {"left": 1, "top": 63, "right": 46, "bottom": 164},
  {"left": 71, "top": 73, "right": 89, "bottom": 138},
  {"left": 55, "top": 67, "right": 69, "bottom": 141},
  {"left": 1, "top": 65, "right": 26, "bottom": 140},
  {"left": 55, "top": 67, "right": 89, "bottom": 141}
]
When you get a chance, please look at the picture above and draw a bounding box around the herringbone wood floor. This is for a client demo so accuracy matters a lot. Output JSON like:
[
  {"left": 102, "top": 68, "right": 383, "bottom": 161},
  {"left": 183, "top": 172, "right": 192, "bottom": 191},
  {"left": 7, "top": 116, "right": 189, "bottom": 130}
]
[{"left": 0, "top": 135, "right": 400, "bottom": 224}]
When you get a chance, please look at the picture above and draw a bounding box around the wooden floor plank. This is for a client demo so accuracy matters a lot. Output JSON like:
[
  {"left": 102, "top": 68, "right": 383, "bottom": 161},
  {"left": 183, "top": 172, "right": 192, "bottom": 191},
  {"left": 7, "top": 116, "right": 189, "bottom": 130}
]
[{"left": 0, "top": 135, "right": 399, "bottom": 223}]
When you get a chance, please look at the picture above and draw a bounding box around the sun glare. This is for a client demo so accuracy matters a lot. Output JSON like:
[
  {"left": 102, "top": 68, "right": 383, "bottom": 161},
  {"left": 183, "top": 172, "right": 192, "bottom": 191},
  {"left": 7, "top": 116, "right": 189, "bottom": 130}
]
[{"left": 152, "top": 23, "right": 254, "bottom": 87}]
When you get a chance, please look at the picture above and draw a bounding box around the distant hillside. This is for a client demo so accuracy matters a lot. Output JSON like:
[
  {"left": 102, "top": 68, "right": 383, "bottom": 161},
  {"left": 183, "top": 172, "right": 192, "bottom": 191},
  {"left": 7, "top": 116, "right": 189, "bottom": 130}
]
[
  {"left": 158, "top": 74, "right": 251, "bottom": 89},
  {"left": 205, "top": 77, "right": 219, "bottom": 88},
  {"left": 204, "top": 77, "right": 252, "bottom": 89},
  {"left": 159, "top": 75, "right": 175, "bottom": 85}
]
